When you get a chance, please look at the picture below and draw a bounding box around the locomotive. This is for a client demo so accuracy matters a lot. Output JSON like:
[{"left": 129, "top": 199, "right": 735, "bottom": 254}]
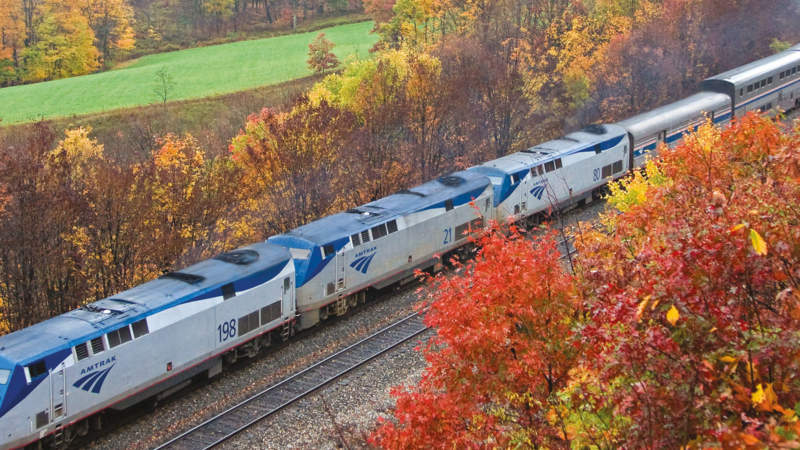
[{"left": 1, "top": 43, "right": 799, "bottom": 449}]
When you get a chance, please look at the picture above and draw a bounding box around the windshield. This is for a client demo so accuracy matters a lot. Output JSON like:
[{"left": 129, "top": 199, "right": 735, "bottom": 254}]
[{"left": 289, "top": 248, "right": 310, "bottom": 259}]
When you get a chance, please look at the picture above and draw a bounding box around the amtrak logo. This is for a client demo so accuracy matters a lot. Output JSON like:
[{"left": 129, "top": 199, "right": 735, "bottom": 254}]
[
  {"left": 351, "top": 247, "right": 377, "bottom": 274},
  {"left": 74, "top": 357, "right": 116, "bottom": 394},
  {"left": 530, "top": 181, "right": 548, "bottom": 201}
]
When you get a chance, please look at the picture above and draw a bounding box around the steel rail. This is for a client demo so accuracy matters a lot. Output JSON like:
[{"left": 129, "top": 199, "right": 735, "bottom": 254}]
[{"left": 154, "top": 311, "right": 428, "bottom": 449}]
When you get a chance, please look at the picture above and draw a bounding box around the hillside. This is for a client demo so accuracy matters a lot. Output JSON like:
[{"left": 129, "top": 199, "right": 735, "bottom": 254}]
[{"left": 0, "top": 21, "right": 376, "bottom": 124}]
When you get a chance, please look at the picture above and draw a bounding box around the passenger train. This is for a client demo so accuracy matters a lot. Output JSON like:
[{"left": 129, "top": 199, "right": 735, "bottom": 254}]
[{"left": 1, "top": 43, "right": 799, "bottom": 449}]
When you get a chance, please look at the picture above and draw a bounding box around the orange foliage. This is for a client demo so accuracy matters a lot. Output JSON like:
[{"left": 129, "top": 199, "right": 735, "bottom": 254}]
[{"left": 372, "top": 229, "right": 579, "bottom": 448}]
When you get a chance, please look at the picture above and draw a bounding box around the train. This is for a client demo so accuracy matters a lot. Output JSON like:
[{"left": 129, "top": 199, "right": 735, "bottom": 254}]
[{"left": 1, "top": 43, "right": 799, "bottom": 449}]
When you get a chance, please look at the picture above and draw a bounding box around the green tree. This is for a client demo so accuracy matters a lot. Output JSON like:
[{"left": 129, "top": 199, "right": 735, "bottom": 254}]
[{"left": 152, "top": 66, "right": 174, "bottom": 106}]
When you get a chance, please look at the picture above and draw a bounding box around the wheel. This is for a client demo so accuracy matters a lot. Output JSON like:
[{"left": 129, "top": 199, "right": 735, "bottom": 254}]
[{"left": 224, "top": 351, "right": 238, "bottom": 365}]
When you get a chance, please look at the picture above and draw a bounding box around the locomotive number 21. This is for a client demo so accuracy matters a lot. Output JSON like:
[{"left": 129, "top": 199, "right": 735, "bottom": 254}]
[{"left": 218, "top": 319, "right": 237, "bottom": 342}]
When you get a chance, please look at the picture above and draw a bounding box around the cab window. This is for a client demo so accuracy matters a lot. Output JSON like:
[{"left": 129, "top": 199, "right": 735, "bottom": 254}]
[{"left": 26, "top": 360, "right": 47, "bottom": 381}]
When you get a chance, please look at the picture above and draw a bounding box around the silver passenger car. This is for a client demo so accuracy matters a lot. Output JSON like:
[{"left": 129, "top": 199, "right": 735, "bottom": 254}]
[
  {"left": 701, "top": 47, "right": 800, "bottom": 116},
  {"left": 616, "top": 92, "right": 731, "bottom": 167}
]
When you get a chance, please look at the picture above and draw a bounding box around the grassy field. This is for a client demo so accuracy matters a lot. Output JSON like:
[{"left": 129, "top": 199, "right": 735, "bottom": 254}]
[{"left": 0, "top": 21, "right": 376, "bottom": 125}]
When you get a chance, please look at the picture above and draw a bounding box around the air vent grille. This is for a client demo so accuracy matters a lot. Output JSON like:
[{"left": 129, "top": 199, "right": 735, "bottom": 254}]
[
  {"left": 438, "top": 175, "right": 465, "bottom": 186},
  {"left": 214, "top": 249, "right": 259, "bottom": 265},
  {"left": 160, "top": 272, "right": 205, "bottom": 284},
  {"left": 582, "top": 124, "right": 607, "bottom": 135}
]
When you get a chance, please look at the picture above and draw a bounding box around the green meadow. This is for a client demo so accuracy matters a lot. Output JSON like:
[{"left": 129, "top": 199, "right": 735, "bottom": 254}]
[{"left": 0, "top": 21, "right": 376, "bottom": 124}]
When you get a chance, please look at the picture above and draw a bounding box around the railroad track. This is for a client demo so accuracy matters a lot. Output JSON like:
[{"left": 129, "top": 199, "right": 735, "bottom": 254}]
[
  {"left": 152, "top": 233, "right": 577, "bottom": 450},
  {"left": 154, "top": 311, "right": 429, "bottom": 450}
]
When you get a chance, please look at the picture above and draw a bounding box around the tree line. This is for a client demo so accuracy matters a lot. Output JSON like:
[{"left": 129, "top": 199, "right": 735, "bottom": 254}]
[{"left": 0, "top": 0, "right": 363, "bottom": 86}]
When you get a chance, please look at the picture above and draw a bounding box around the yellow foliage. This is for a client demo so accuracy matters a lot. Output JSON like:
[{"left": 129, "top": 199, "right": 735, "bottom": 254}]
[
  {"left": 751, "top": 383, "right": 778, "bottom": 411},
  {"left": 48, "top": 127, "right": 105, "bottom": 194},
  {"left": 606, "top": 159, "right": 670, "bottom": 213},
  {"left": 636, "top": 295, "right": 650, "bottom": 321},
  {"left": 749, "top": 229, "right": 768, "bottom": 256},
  {"left": 50, "top": 127, "right": 104, "bottom": 162},
  {"left": 682, "top": 118, "right": 723, "bottom": 156},
  {"left": 666, "top": 305, "right": 680, "bottom": 326},
  {"left": 308, "top": 49, "right": 441, "bottom": 119}
]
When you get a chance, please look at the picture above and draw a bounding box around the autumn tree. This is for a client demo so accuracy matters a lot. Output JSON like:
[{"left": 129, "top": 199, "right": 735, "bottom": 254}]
[
  {"left": 229, "top": 97, "right": 356, "bottom": 236},
  {"left": 363, "top": 0, "right": 395, "bottom": 24},
  {"left": 307, "top": 32, "right": 338, "bottom": 75},
  {"left": 202, "top": 0, "right": 235, "bottom": 34},
  {"left": 79, "top": 0, "right": 135, "bottom": 66},
  {"left": 309, "top": 49, "right": 461, "bottom": 201},
  {"left": 132, "top": 133, "right": 244, "bottom": 272},
  {"left": 0, "top": 123, "right": 89, "bottom": 330},
  {"left": 572, "top": 115, "right": 800, "bottom": 446},
  {"left": 0, "top": 0, "right": 25, "bottom": 82},
  {"left": 22, "top": 0, "right": 100, "bottom": 82},
  {"left": 372, "top": 229, "right": 580, "bottom": 448}
]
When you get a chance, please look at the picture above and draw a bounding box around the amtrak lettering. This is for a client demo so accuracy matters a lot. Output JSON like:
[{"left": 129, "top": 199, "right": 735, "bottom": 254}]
[
  {"left": 79, "top": 356, "right": 116, "bottom": 375},
  {"left": 354, "top": 246, "right": 377, "bottom": 258},
  {"left": 74, "top": 357, "right": 117, "bottom": 394},
  {"left": 351, "top": 247, "right": 378, "bottom": 274},
  {"left": 530, "top": 179, "right": 548, "bottom": 201}
]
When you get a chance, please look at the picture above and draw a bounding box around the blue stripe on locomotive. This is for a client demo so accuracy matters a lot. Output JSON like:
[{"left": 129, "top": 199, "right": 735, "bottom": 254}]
[
  {"left": 185, "top": 262, "right": 291, "bottom": 302},
  {"left": 0, "top": 349, "right": 71, "bottom": 419},
  {"left": 419, "top": 185, "right": 493, "bottom": 211},
  {"left": 268, "top": 235, "right": 350, "bottom": 288},
  {"left": 470, "top": 133, "right": 625, "bottom": 206}
]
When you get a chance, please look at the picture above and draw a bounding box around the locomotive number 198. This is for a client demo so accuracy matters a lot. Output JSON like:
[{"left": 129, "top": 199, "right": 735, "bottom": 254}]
[{"left": 218, "top": 319, "right": 237, "bottom": 342}]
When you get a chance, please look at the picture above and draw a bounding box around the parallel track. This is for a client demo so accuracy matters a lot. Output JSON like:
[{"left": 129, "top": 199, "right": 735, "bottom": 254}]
[{"left": 154, "top": 311, "right": 428, "bottom": 449}]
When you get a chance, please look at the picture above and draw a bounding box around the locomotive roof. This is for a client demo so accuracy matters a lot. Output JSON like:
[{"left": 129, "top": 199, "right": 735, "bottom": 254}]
[
  {"left": 703, "top": 46, "right": 800, "bottom": 86},
  {"left": 472, "top": 124, "right": 627, "bottom": 176},
  {"left": 616, "top": 92, "right": 730, "bottom": 141},
  {"left": 0, "top": 242, "right": 291, "bottom": 365},
  {"left": 270, "top": 170, "right": 490, "bottom": 247}
]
